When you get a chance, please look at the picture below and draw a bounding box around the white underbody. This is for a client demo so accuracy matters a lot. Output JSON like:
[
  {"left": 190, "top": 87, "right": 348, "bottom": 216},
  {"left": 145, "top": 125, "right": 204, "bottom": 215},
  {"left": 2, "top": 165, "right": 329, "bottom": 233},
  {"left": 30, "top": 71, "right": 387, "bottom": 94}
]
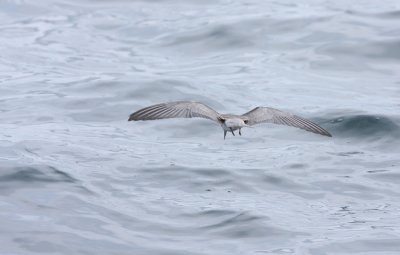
[{"left": 220, "top": 118, "right": 246, "bottom": 131}]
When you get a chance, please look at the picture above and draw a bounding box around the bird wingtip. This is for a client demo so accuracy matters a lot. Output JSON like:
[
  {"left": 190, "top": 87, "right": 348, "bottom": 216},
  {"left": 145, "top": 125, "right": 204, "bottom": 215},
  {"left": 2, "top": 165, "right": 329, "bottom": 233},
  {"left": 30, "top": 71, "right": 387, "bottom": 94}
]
[
  {"left": 128, "top": 114, "right": 136, "bottom": 121},
  {"left": 322, "top": 130, "right": 332, "bottom": 137}
]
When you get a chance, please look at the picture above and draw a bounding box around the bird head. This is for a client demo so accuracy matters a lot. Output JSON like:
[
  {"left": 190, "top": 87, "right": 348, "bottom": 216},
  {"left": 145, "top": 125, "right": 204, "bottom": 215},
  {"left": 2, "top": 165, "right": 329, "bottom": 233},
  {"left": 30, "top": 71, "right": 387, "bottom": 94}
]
[{"left": 242, "top": 118, "right": 252, "bottom": 128}]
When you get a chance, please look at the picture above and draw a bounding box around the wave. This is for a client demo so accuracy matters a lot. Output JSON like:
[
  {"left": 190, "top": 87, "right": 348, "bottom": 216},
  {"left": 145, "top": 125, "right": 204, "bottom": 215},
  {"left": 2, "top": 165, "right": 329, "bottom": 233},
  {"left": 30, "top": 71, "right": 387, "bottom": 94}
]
[{"left": 319, "top": 113, "right": 400, "bottom": 140}]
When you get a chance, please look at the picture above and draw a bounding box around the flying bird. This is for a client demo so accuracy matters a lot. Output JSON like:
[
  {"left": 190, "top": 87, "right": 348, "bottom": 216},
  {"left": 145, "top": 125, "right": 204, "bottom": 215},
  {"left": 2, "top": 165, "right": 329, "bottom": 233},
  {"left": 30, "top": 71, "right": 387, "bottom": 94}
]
[{"left": 128, "top": 101, "right": 332, "bottom": 139}]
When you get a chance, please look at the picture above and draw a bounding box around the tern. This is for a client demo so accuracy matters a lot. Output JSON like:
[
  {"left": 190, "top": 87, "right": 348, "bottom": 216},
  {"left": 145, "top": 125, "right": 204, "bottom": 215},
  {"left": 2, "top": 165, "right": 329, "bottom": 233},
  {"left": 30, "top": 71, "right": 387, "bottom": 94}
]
[{"left": 128, "top": 101, "right": 332, "bottom": 139}]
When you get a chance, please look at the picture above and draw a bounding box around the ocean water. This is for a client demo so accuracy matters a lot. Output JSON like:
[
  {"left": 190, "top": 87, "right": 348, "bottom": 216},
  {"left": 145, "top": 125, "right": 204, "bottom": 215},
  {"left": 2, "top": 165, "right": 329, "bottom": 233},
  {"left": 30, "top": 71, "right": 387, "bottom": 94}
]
[{"left": 1, "top": 0, "right": 400, "bottom": 254}]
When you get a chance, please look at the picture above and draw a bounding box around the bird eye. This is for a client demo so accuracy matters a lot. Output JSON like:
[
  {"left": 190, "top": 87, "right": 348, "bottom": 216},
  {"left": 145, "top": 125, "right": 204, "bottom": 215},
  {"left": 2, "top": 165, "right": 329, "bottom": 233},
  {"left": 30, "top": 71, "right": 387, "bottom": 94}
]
[{"left": 244, "top": 120, "right": 248, "bottom": 124}]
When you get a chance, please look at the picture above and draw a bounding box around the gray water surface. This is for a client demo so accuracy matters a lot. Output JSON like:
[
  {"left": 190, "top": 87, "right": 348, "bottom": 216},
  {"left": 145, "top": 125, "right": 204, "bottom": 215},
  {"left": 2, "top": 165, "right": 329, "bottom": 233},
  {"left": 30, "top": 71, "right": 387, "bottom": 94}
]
[{"left": 1, "top": 0, "right": 400, "bottom": 254}]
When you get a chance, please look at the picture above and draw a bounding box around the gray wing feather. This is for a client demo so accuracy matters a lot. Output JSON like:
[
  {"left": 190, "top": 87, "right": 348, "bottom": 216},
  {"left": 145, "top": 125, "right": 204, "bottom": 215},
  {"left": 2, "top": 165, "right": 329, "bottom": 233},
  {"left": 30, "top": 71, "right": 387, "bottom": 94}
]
[
  {"left": 242, "top": 107, "right": 332, "bottom": 137},
  {"left": 129, "top": 101, "right": 221, "bottom": 123}
]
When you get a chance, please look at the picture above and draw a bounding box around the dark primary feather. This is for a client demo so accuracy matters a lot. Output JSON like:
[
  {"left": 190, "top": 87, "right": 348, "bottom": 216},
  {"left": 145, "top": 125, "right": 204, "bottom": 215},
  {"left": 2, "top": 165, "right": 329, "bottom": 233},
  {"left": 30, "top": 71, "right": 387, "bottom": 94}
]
[
  {"left": 242, "top": 107, "right": 332, "bottom": 137},
  {"left": 129, "top": 101, "right": 221, "bottom": 123}
]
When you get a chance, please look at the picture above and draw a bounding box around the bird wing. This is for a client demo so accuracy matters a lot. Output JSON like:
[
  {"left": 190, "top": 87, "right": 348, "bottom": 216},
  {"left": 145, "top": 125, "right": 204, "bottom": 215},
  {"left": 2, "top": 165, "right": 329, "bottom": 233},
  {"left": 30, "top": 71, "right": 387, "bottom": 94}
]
[
  {"left": 129, "top": 101, "right": 221, "bottom": 123},
  {"left": 242, "top": 107, "right": 332, "bottom": 137}
]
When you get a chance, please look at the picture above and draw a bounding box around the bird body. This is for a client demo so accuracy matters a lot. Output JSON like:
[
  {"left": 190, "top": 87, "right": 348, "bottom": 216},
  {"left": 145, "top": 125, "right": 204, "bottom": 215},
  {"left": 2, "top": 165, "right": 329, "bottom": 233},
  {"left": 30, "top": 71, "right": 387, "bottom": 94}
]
[
  {"left": 129, "top": 101, "right": 332, "bottom": 139},
  {"left": 215, "top": 115, "right": 249, "bottom": 138},
  {"left": 222, "top": 116, "right": 246, "bottom": 130}
]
